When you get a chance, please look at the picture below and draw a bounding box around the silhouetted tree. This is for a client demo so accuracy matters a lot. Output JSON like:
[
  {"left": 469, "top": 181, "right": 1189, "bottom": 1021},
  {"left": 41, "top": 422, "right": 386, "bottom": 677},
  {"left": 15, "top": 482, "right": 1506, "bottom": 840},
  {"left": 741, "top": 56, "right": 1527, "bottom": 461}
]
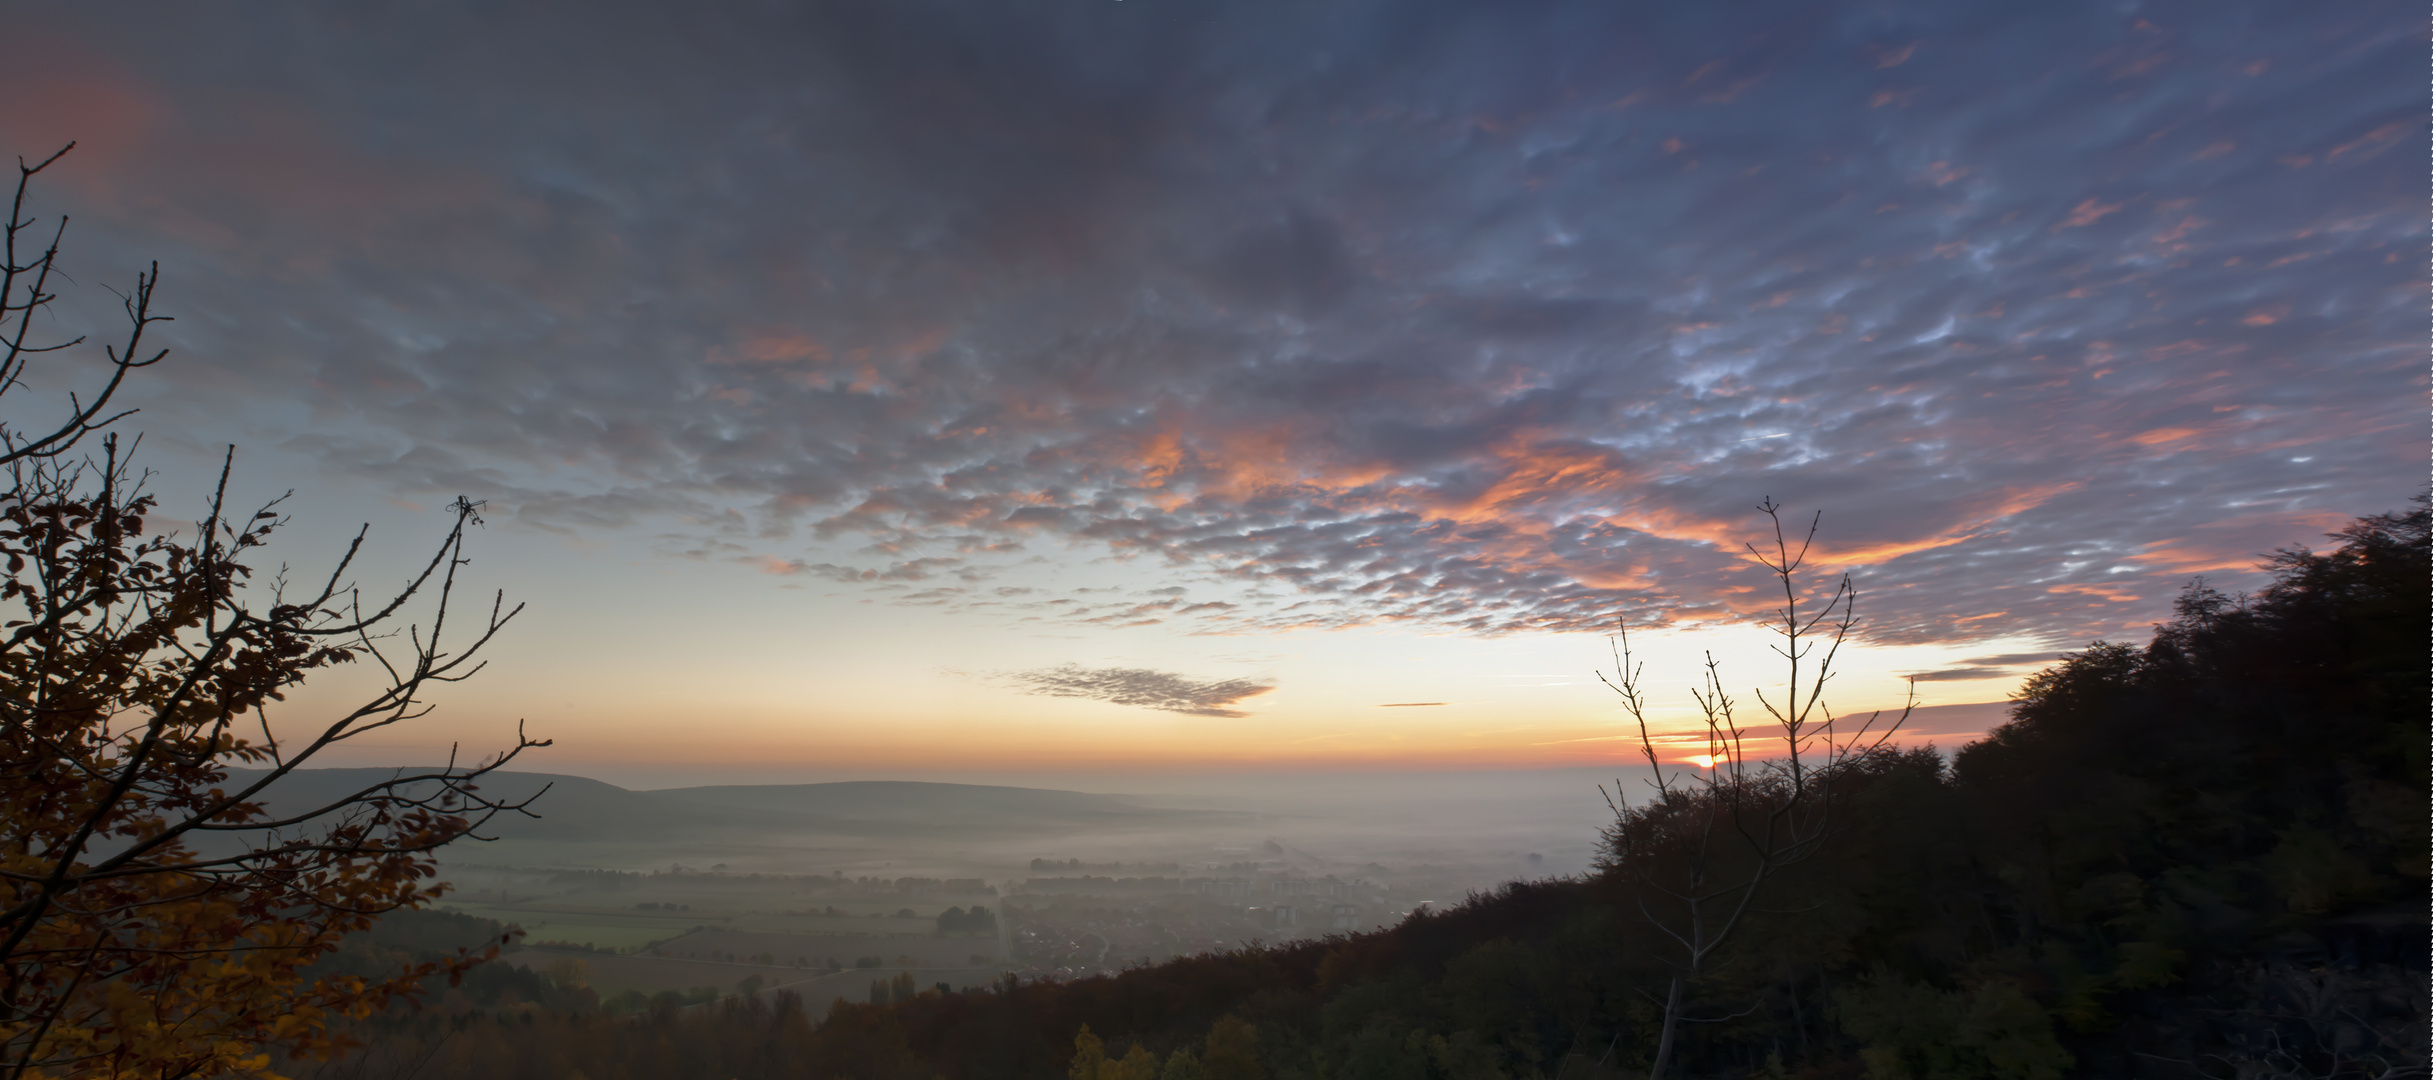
[
  {"left": 0, "top": 144, "right": 545, "bottom": 1078},
  {"left": 1598, "top": 499, "right": 1906, "bottom": 1080}
]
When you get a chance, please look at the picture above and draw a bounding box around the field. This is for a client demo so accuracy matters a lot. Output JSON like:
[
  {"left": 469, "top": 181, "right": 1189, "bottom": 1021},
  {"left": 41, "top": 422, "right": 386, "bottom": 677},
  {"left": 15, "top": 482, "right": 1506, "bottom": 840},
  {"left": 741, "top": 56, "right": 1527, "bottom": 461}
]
[
  {"left": 431, "top": 863, "right": 1004, "bottom": 950},
  {"left": 440, "top": 903, "right": 700, "bottom": 951},
  {"left": 431, "top": 864, "right": 1008, "bottom": 1008},
  {"left": 506, "top": 925, "right": 1009, "bottom": 1013},
  {"left": 638, "top": 928, "right": 1001, "bottom": 968}
]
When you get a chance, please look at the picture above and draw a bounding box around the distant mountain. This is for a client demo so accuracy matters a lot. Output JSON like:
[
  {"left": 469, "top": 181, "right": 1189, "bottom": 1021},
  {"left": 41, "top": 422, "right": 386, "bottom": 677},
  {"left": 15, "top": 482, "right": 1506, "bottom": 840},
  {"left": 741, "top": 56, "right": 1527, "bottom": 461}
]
[
  {"left": 650, "top": 780, "right": 1205, "bottom": 826},
  {"left": 220, "top": 768, "right": 677, "bottom": 841},
  {"left": 211, "top": 769, "right": 1245, "bottom": 849}
]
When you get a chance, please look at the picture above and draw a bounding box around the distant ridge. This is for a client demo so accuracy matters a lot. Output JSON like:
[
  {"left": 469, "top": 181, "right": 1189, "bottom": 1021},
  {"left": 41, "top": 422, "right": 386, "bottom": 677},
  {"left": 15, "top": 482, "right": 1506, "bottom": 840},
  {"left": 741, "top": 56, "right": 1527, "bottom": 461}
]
[
  {"left": 648, "top": 779, "right": 1198, "bottom": 824},
  {"left": 215, "top": 769, "right": 1245, "bottom": 848}
]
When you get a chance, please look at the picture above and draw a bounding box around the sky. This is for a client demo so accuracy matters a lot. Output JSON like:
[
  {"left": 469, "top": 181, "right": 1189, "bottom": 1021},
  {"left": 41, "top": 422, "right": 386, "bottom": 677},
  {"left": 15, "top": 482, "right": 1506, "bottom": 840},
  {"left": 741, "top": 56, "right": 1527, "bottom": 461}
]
[{"left": 0, "top": 0, "right": 2419, "bottom": 786}]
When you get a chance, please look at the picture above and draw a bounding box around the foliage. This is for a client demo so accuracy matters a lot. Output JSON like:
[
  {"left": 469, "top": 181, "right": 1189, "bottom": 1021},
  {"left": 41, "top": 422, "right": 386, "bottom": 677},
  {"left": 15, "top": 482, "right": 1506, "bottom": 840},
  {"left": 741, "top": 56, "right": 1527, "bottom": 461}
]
[
  {"left": 0, "top": 146, "right": 542, "bottom": 1078},
  {"left": 1067, "top": 1023, "right": 1161, "bottom": 1080},
  {"left": 1831, "top": 972, "right": 2070, "bottom": 1080}
]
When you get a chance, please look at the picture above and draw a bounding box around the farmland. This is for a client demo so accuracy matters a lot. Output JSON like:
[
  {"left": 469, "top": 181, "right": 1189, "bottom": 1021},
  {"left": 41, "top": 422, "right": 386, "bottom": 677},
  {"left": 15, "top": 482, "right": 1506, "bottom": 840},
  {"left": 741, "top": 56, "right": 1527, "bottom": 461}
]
[{"left": 430, "top": 863, "right": 1007, "bottom": 1009}]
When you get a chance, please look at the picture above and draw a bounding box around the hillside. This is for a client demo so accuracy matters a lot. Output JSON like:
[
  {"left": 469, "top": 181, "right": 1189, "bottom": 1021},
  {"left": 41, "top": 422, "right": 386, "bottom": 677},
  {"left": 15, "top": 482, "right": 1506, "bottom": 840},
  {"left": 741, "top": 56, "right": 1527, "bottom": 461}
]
[{"left": 300, "top": 502, "right": 2428, "bottom": 1080}]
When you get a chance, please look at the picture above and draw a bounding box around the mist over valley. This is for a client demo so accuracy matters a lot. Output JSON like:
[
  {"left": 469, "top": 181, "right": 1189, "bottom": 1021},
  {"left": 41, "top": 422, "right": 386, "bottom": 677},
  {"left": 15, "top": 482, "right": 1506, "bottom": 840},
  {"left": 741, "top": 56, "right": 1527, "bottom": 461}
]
[{"left": 228, "top": 766, "right": 1612, "bottom": 1015}]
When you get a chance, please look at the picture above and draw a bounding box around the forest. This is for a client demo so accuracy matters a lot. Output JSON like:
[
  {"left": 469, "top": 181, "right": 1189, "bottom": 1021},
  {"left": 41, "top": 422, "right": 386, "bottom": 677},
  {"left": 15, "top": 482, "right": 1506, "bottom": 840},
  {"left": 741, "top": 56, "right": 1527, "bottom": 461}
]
[{"left": 295, "top": 501, "right": 2428, "bottom": 1080}]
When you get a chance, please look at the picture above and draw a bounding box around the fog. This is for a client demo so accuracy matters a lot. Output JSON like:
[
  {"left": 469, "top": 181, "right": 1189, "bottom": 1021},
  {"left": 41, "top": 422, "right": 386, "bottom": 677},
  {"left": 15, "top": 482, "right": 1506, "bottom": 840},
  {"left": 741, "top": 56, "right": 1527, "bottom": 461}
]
[
  {"left": 231, "top": 765, "right": 1625, "bottom": 888},
  {"left": 208, "top": 764, "right": 1648, "bottom": 1003}
]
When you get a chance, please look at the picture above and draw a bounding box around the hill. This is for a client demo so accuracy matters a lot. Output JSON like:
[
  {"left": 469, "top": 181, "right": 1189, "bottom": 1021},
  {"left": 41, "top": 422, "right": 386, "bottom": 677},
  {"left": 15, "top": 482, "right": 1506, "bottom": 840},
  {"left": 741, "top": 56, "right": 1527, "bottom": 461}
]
[
  {"left": 648, "top": 780, "right": 1224, "bottom": 831},
  {"left": 205, "top": 771, "right": 1254, "bottom": 870}
]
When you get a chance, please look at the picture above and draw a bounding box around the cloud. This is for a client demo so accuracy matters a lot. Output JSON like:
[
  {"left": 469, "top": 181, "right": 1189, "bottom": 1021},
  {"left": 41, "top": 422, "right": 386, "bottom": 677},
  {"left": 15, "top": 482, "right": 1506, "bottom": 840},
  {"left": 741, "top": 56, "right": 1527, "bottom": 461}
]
[
  {"left": 1008, "top": 665, "right": 1277, "bottom": 718},
  {"left": 1958, "top": 652, "right": 2060, "bottom": 668},
  {"left": 11, "top": 0, "right": 2420, "bottom": 650},
  {"left": 1902, "top": 667, "right": 2017, "bottom": 683}
]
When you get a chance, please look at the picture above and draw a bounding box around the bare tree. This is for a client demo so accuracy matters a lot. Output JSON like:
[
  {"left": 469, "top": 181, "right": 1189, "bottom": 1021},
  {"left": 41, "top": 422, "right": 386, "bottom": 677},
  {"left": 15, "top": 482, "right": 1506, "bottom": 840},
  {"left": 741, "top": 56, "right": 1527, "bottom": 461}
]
[
  {"left": 0, "top": 144, "right": 549, "bottom": 1078},
  {"left": 1597, "top": 499, "right": 1910, "bottom": 1080},
  {"left": 0, "top": 144, "right": 163, "bottom": 468}
]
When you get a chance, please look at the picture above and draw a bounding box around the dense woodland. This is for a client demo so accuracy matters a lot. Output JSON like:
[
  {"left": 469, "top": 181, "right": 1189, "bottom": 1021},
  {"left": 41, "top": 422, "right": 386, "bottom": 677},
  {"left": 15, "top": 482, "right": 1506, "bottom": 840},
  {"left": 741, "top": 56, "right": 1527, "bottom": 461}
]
[{"left": 298, "top": 503, "right": 2427, "bottom": 1080}]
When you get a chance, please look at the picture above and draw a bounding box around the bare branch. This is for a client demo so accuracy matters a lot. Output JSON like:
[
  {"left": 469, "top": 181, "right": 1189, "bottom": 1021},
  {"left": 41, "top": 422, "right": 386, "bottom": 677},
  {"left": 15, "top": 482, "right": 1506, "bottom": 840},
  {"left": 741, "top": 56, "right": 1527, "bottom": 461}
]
[{"left": 1594, "top": 498, "right": 1904, "bottom": 1080}]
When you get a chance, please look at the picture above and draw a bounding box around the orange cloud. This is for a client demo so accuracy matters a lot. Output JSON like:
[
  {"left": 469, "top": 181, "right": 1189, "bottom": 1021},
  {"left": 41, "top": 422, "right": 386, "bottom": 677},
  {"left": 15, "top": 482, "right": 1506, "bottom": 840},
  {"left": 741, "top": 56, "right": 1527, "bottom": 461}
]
[
  {"left": 751, "top": 555, "right": 805, "bottom": 576},
  {"left": 2129, "top": 427, "right": 2204, "bottom": 446},
  {"left": 708, "top": 330, "right": 829, "bottom": 365},
  {"left": 2125, "top": 545, "right": 2263, "bottom": 576},
  {"left": 2149, "top": 215, "right": 2209, "bottom": 254},
  {"left": 2326, "top": 121, "right": 2406, "bottom": 163},
  {"left": 1446, "top": 437, "right": 1633, "bottom": 522},
  {"left": 1920, "top": 161, "right": 1970, "bottom": 187},
  {"left": 1112, "top": 412, "right": 1398, "bottom": 512},
  {"left": 1811, "top": 482, "right": 2081, "bottom": 567},
  {"left": 2053, "top": 197, "right": 2126, "bottom": 230},
  {"left": 2048, "top": 582, "right": 2142, "bottom": 603},
  {"left": 2128, "top": 510, "right": 2355, "bottom": 576}
]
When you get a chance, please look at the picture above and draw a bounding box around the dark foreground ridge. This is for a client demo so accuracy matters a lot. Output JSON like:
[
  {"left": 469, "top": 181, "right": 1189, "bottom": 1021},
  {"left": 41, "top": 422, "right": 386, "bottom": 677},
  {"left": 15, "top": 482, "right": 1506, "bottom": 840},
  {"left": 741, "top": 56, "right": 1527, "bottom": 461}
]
[{"left": 297, "top": 502, "right": 2427, "bottom": 1080}]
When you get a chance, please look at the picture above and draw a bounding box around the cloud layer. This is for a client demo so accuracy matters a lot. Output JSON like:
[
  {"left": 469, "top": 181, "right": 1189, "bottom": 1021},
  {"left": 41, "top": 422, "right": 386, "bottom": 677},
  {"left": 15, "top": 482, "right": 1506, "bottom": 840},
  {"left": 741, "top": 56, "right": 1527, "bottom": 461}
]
[{"left": 3, "top": 0, "right": 2418, "bottom": 649}]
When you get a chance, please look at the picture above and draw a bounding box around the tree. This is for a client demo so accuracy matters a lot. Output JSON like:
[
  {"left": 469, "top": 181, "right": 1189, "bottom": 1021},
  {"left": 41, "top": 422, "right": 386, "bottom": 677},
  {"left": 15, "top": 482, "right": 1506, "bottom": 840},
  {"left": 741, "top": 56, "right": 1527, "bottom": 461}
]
[
  {"left": 0, "top": 145, "right": 547, "bottom": 1078},
  {"left": 1597, "top": 499, "right": 1907, "bottom": 1080},
  {"left": 937, "top": 904, "right": 998, "bottom": 936},
  {"left": 1068, "top": 1024, "right": 1108, "bottom": 1080},
  {"left": 1945, "top": 498, "right": 2428, "bottom": 1077},
  {"left": 1108, "top": 1042, "right": 1161, "bottom": 1080},
  {"left": 1069, "top": 1025, "right": 1164, "bottom": 1080},
  {"left": 1159, "top": 1047, "right": 1206, "bottom": 1080},
  {"left": 1201, "top": 1015, "right": 1265, "bottom": 1080}
]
